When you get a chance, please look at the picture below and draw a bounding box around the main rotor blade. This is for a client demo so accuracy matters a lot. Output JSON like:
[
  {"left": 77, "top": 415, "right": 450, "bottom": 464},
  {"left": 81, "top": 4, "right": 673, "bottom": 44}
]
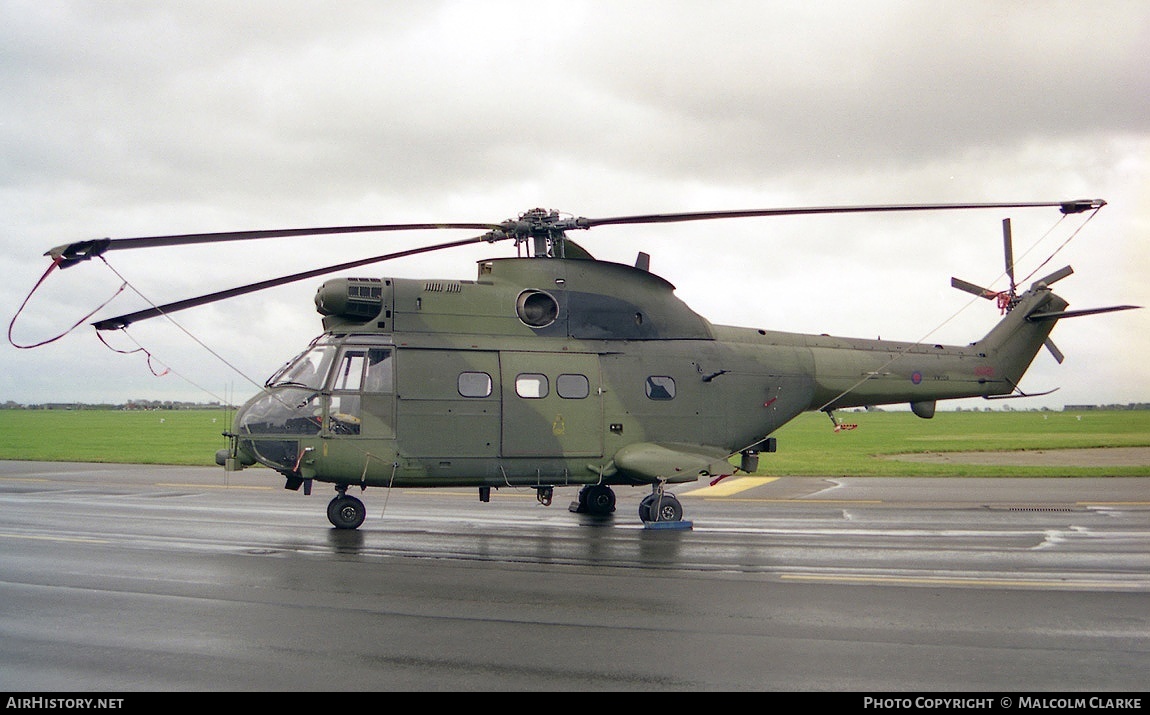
[
  {"left": 47, "top": 221, "right": 503, "bottom": 268},
  {"left": 92, "top": 232, "right": 498, "bottom": 330},
  {"left": 578, "top": 199, "right": 1107, "bottom": 229},
  {"left": 48, "top": 198, "right": 1105, "bottom": 268}
]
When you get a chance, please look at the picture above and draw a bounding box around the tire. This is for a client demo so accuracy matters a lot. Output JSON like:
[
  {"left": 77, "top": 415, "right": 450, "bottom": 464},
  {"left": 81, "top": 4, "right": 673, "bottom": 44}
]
[
  {"left": 647, "top": 494, "right": 683, "bottom": 522},
  {"left": 638, "top": 494, "right": 655, "bottom": 522},
  {"left": 583, "top": 485, "right": 616, "bottom": 515},
  {"left": 327, "top": 494, "right": 366, "bottom": 530}
]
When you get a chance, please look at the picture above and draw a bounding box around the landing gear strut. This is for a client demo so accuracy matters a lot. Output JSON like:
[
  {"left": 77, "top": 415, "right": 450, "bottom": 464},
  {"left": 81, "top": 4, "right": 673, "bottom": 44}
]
[{"left": 327, "top": 486, "right": 366, "bottom": 530}]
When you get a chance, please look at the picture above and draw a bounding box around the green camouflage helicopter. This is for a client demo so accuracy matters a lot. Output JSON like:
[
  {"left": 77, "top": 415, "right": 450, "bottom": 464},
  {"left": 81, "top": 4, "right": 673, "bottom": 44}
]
[{"left": 43, "top": 200, "right": 1137, "bottom": 529}]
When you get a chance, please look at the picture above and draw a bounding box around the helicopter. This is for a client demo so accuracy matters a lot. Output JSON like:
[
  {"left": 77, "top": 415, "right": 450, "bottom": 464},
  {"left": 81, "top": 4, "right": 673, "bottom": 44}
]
[{"left": 33, "top": 199, "right": 1138, "bottom": 530}]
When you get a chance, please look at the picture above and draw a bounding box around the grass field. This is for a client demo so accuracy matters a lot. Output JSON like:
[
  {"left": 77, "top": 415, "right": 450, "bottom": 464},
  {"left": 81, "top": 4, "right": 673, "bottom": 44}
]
[{"left": 0, "top": 407, "right": 1147, "bottom": 476}]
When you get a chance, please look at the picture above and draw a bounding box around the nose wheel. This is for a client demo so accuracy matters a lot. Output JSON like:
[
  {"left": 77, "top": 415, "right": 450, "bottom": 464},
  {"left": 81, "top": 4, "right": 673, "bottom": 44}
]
[{"left": 327, "top": 488, "right": 366, "bottom": 530}]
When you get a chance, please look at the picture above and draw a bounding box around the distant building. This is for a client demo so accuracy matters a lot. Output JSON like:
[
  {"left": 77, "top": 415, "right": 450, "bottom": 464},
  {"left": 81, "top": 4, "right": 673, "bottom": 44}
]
[{"left": 1063, "top": 403, "right": 1150, "bottom": 411}]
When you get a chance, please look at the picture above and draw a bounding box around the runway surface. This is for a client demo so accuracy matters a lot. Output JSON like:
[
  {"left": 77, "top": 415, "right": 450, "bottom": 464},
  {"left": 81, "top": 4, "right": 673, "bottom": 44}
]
[{"left": 1, "top": 461, "right": 1147, "bottom": 692}]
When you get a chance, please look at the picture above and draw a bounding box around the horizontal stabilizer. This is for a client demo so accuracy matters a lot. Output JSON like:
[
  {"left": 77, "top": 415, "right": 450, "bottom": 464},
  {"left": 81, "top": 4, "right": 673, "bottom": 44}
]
[
  {"left": 1028, "top": 305, "right": 1141, "bottom": 321},
  {"left": 984, "top": 385, "right": 1061, "bottom": 400}
]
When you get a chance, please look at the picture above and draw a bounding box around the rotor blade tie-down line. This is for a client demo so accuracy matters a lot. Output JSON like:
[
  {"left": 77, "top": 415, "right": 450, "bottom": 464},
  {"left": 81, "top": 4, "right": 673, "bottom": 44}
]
[
  {"left": 95, "top": 325, "right": 253, "bottom": 406},
  {"left": 8, "top": 254, "right": 127, "bottom": 350},
  {"left": 95, "top": 329, "right": 169, "bottom": 377},
  {"left": 96, "top": 256, "right": 266, "bottom": 396}
]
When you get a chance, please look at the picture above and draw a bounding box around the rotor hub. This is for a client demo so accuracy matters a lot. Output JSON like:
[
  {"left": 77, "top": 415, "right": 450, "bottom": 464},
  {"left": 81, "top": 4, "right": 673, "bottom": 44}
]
[{"left": 486, "top": 208, "right": 588, "bottom": 257}]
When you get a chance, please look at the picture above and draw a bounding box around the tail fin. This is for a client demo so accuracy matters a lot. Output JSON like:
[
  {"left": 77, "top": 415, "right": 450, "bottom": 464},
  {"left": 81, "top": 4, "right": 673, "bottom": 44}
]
[{"left": 973, "top": 280, "right": 1070, "bottom": 392}]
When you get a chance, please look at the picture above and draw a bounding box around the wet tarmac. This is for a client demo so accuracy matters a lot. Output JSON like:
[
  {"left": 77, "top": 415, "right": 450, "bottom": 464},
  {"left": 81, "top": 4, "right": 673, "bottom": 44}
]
[{"left": 1, "top": 461, "right": 1148, "bottom": 692}]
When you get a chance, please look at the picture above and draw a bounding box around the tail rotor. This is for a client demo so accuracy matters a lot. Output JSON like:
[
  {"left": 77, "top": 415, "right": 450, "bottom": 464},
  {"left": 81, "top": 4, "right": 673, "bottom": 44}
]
[
  {"left": 950, "top": 218, "right": 1038, "bottom": 315},
  {"left": 951, "top": 217, "right": 1139, "bottom": 365}
]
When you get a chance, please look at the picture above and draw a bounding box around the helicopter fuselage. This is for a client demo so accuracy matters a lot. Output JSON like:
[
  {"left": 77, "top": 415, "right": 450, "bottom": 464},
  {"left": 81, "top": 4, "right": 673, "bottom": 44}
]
[{"left": 224, "top": 253, "right": 1063, "bottom": 495}]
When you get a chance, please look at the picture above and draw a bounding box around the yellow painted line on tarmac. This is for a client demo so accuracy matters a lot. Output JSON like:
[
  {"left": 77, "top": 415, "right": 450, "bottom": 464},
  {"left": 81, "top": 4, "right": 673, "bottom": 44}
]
[
  {"left": 781, "top": 573, "right": 1141, "bottom": 589},
  {"left": 156, "top": 482, "right": 275, "bottom": 491},
  {"left": 0, "top": 477, "right": 50, "bottom": 483},
  {"left": 679, "top": 477, "right": 878, "bottom": 504},
  {"left": 0, "top": 532, "right": 109, "bottom": 545},
  {"left": 719, "top": 497, "right": 883, "bottom": 504},
  {"left": 373, "top": 489, "right": 559, "bottom": 501},
  {"left": 679, "top": 477, "right": 779, "bottom": 497},
  {"left": 1080, "top": 501, "right": 1150, "bottom": 506}
]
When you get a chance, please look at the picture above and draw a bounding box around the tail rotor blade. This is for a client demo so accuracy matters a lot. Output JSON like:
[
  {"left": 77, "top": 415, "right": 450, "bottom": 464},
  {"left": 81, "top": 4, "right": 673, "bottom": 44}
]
[
  {"left": 1002, "top": 218, "right": 1016, "bottom": 294},
  {"left": 951, "top": 277, "right": 998, "bottom": 300},
  {"left": 1034, "top": 265, "right": 1074, "bottom": 287},
  {"left": 1044, "top": 338, "right": 1065, "bottom": 364}
]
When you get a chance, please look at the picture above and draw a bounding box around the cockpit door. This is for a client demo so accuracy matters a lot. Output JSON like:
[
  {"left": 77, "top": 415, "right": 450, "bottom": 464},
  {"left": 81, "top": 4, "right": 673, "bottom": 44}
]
[{"left": 323, "top": 346, "right": 395, "bottom": 438}]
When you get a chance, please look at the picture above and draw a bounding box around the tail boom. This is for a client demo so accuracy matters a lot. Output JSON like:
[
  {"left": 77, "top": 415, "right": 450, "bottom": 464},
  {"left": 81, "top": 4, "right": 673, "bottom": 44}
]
[{"left": 805, "top": 286, "right": 1065, "bottom": 412}]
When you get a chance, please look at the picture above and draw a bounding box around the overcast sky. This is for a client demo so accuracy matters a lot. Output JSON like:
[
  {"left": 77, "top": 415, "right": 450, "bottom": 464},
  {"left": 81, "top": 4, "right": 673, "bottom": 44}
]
[{"left": 2, "top": 0, "right": 1148, "bottom": 411}]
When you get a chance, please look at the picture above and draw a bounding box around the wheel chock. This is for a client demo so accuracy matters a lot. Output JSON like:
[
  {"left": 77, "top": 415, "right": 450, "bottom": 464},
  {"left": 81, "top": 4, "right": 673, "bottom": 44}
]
[{"left": 643, "top": 520, "right": 693, "bottom": 531}]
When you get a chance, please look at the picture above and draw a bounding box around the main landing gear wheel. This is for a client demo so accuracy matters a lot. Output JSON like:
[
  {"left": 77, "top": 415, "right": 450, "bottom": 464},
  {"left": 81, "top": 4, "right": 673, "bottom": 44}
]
[
  {"left": 327, "top": 493, "right": 366, "bottom": 530},
  {"left": 577, "top": 484, "right": 616, "bottom": 516},
  {"left": 639, "top": 492, "right": 683, "bottom": 523}
]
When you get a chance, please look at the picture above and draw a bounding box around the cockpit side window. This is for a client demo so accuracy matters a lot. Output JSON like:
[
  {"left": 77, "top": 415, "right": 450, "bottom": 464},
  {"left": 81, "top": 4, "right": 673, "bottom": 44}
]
[
  {"left": 363, "top": 349, "right": 394, "bottom": 393},
  {"left": 332, "top": 348, "right": 394, "bottom": 393},
  {"left": 334, "top": 351, "right": 367, "bottom": 391},
  {"left": 267, "top": 344, "right": 337, "bottom": 391}
]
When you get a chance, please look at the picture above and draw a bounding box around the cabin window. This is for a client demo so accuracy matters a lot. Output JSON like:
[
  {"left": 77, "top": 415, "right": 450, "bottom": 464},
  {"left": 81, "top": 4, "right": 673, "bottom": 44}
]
[
  {"left": 458, "top": 371, "right": 493, "bottom": 398},
  {"left": 515, "top": 373, "right": 549, "bottom": 399},
  {"left": 645, "top": 375, "right": 676, "bottom": 400},
  {"left": 556, "top": 373, "right": 590, "bottom": 399}
]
